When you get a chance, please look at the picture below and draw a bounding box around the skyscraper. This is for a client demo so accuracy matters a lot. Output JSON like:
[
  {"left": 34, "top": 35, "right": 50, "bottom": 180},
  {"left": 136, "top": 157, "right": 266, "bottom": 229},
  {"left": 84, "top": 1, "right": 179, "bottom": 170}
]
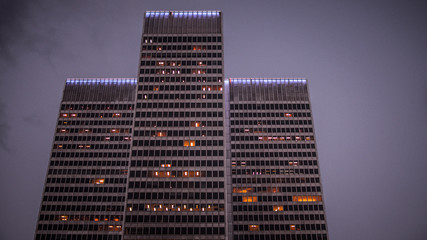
[
  {"left": 125, "top": 10, "right": 226, "bottom": 239},
  {"left": 226, "top": 78, "right": 328, "bottom": 240},
  {"left": 35, "top": 78, "right": 137, "bottom": 240},
  {"left": 35, "top": 11, "right": 328, "bottom": 240}
]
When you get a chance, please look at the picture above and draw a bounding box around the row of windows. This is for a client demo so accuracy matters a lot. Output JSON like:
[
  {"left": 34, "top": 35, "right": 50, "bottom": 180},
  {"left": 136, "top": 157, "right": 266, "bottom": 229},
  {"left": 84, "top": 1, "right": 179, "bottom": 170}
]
[
  {"left": 53, "top": 144, "right": 130, "bottom": 150},
  {"left": 141, "top": 60, "right": 222, "bottom": 66},
  {"left": 232, "top": 169, "right": 320, "bottom": 177},
  {"left": 58, "top": 121, "right": 133, "bottom": 127},
  {"left": 137, "top": 101, "right": 225, "bottom": 111},
  {"left": 231, "top": 128, "right": 313, "bottom": 133},
  {"left": 125, "top": 226, "right": 225, "bottom": 235},
  {"left": 233, "top": 204, "right": 324, "bottom": 212},
  {"left": 128, "top": 181, "right": 225, "bottom": 189},
  {"left": 127, "top": 192, "right": 225, "bottom": 200},
  {"left": 39, "top": 214, "right": 122, "bottom": 222},
  {"left": 139, "top": 68, "right": 223, "bottom": 75},
  {"left": 126, "top": 214, "right": 225, "bottom": 223},
  {"left": 233, "top": 136, "right": 314, "bottom": 142},
  {"left": 233, "top": 234, "right": 328, "bottom": 240},
  {"left": 56, "top": 127, "right": 131, "bottom": 133},
  {"left": 50, "top": 159, "right": 129, "bottom": 165},
  {"left": 141, "top": 52, "right": 222, "bottom": 59},
  {"left": 142, "top": 45, "right": 222, "bottom": 51},
  {"left": 143, "top": 36, "right": 222, "bottom": 43},
  {"left": 134, "top": 130, "right": 224, "bottom": 137},
  {"left": 48, "top": 169, "right": 128, "bottom": 176},
  {"left": 232, "top": 186, "right": 321, "bottom": 193},
  {"left": 136, "top": 120, "right": 223, "bottom": 127},
  {"left": 43, "top": 195, "right": 125, "bottom": 203},
  {"left": 135, "top": 111, "right": 223, "bottom": 118},
  {"left": 231, "top": 104, "right": 310, "bottom": 110},
  {"left": 139, "top": 93, "right": 223, "bottom": 100},
  {"left": 233, "top": 160, "right": 316, "bottom": 167},
  {"left": 139, "top": 84, "right": 222, "bottom": 91},
  {"left": 232, "top": 176, "right": 321, "bottom": 184},
  {"left": 37, "top": 224, "right": 122, "bottom": 232},
  {"left": 233, "top": 178, "right": 319, "bottom": 188},
  {"left": 44, "top": 186, "right": 126, "bottom": 193},
  {"left": 231, "top": 143, "right": 316, "bottom": 150},
  {"left": 131, "top": 203, "right": 223, "bottom": 212},
  {"left": 233, "top": 224, "right": 326, "bottom": 231},
  {"left": 231, "top": 112, "right": 311, "bottom": 118},
  {"left": 233, "top": 213, "right": 325, "bottom": 222},
  {"left": 149, "top": 170, "right": 224, "bottom": 178},
  {"left": 54, "top": 136, "right": 131, "bottom": 142},
  {"left": 131, "top": 149, "right": 224, "bottom": 157},
  {"left": 41, "top": 205, "right": 124, "bottom": 212},
  {"left": 130, "top": 159, "right": 224, "bottom": 167},
  {"left": 127, "top": 203, "right": 224, "bottom": 212},
  {"left": 36, "top": 234, "right": 121, "bottom": 240},
  {"left": 231, "top": 152, "right": 317, "bottom": 158},
  {"left": 59, "top": 112, "right": 133, "bottom": 119},
  {"left": 46, "top": 177, "right": 127, "bottom": 184},
  {"left": 139, "top": 76, "right": 222, "bottom": 83},
  {"left": 231, "top": 120, "right": 313, "bottom": 126},
  {"left": 61, "top": 104, "right": 134, "bottom": 111},
  {"left": 132, "top": 140, "right": 224, "bottom": 147},
  {"left": 232, "top": 160, "right": 318, "bottom": 168}
]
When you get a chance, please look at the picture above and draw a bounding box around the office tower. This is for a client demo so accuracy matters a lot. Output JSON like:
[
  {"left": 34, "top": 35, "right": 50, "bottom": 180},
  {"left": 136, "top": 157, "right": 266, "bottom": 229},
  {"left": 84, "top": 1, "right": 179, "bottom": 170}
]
[
  {"left": 125, "top": 11, "right": 227, "bottom": 239},
  {"left": 35, "top": 78, "right": 137, "bottom": 240},
  {"left": 226, "top": 78, "right": 328, "bottom": 240},
  {"left": 35, "top": 11, "right": 329, "bottom": 240}
]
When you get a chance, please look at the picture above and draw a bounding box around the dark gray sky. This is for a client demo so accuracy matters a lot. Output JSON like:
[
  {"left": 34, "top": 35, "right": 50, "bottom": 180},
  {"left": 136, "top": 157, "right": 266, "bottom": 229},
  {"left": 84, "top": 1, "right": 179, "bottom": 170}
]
[{"left": 1, "top": 0, "right": 426, "bottom": 239}]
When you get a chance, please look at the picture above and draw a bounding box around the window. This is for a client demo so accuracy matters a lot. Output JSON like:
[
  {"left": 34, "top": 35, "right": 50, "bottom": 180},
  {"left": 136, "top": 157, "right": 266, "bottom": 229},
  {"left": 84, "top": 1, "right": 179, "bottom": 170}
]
[
  {"left": 93, "top": 178, "right": 104, "bottom": 184},
  {"left": 184, "top": 140, "right": 196, "bottom": 147},
  {"left": 292, "top": 195, "right": 322, "bottom": 202},
  {"left": 273, "top": 206, "right": 284, "bottom": 212},
  {"left": 249, "top": 225, "right": 259, "bottom": 231},
  {"left": 242, "top": 196, "right": 257, "bottom": 202}
]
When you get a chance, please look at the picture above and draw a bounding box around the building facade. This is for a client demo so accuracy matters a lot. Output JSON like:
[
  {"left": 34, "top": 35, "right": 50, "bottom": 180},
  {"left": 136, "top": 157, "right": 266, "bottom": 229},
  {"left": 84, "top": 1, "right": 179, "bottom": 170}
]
[
  {"left": 35, "top": 11, "right": 328, "bottom": 240},
  {"left": 35, "top": 78, "right": 137, "bottom": 240}
]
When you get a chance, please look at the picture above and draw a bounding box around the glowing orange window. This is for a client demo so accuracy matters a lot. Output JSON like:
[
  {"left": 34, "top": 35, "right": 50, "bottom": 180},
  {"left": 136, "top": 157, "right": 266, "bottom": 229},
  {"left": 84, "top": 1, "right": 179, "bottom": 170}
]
[{"left": 249, "top": 225, "right": 259, "bottom": 231}]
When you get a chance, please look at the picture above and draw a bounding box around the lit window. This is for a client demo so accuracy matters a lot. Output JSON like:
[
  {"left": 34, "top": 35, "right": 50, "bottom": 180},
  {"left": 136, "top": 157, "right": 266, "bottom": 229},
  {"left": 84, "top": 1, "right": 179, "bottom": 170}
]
[
  {"left": 273, "top": 206, "right": 284, "bottom": 211},
  {"left": 305, "top": 136, "right": 311, "bottom": 141},
  {"left": 249, "top": 225, "right": 259, "bottom": 231},
  {"left": 233, "top": 188, "right": 253, "bottom": 193},
  {"left": 191, "top": 121, "right": 201, "bottom": 127},
  {"left": 60, "top": 215, "right": 68, "bottom": 221},
  {"left": 290, "top": 225, "right": 296, "bottom": 230},
  {"left": 242, "top": 196, "right": 258, "bottom": 202},
  {"left": 93, "top": 178, "right": 105, "bottom": 184},
  {"left": 293, "top": 195, "right": 322, "bottom": 202},
  {"left": 285, "top": 113, "right": 292, "bottom": 117},
  {"left": 183, "top": 140, "right": 196, "bottom": 147},
  {"left": 156, "top": 131, "right": 166, "bottom": 137}
]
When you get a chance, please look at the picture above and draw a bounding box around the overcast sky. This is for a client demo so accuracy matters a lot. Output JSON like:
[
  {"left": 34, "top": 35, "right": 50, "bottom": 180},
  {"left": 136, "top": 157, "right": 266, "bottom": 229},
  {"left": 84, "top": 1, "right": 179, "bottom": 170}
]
[{"left": 1, "top": 0, "right": 426, "bottom": 239}]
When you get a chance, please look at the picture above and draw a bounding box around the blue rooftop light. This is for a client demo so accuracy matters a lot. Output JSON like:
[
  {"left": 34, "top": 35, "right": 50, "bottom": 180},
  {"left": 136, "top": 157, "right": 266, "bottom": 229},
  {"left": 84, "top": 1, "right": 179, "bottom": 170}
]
[
  {"left": 228, "top": 78, "right": 307, "bottom": 85},
  {"left": 66, "top": 78, "right": 137, "bottom": 85}
]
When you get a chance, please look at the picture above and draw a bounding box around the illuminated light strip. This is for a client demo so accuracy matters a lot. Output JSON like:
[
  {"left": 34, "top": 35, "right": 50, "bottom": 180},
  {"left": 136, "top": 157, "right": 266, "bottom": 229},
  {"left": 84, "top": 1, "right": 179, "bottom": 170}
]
[
  {"left": 145, "top": 11, "right": 220, "bottom": 18},
  {"left": 66, "top": 78, "right": 137, "bottom": 85},
  {"left": 227, "top": 78, "right": 307, "bottom": 85}
]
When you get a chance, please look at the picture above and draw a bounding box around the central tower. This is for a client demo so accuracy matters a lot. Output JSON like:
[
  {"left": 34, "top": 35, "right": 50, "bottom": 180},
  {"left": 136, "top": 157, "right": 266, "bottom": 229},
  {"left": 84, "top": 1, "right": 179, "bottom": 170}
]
[{"left": 125, "top": 11, "right": 227, "bottom": 239}]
